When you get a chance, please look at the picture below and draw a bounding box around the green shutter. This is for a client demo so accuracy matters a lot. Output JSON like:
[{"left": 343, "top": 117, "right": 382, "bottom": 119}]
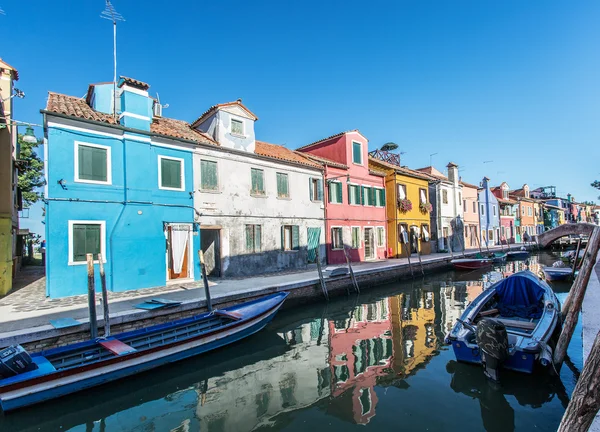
[
  {"left": 278, "top": 173, "right": 288, "bottom": 197},
  {"left": 161, "top": 158, "right": 182, "bottom": 189},
  {"left": 348, "top": 184, "right": 352, "bottom": 204},
  {"left": 78, "top": 145, "right": 108, "bottom": 182},
  {"left": 255, "top": 225, "right": 261, "bottom": 252},
  {"left": 281, "top": 226, "right": 285, "bottom": 251},
  {"left": 317, "top": 179, "right": 323, "bottom": 201},
  {"left": 73, "top": 224, "right": 101, "bottom": 262},
  {"left": 292, "top": 225, "right": 300, "bottom": 250},
  {"left": 370, "top": 187, "right": 376, "bottom": 206},
  {"left": 380, "top": 189, "right": 386, "bottom": 207},
  {"left": 251, "top": 168, "right": 264, "bottom": 194},
  {"left": 245, "top": 225, "right": 253, "bottom": 252},
  {"left": 337, "top": 182, "right": 343, "bottom": 203},
  {"left": 201, "top": 160, "right": 218, "bottom": 190}
]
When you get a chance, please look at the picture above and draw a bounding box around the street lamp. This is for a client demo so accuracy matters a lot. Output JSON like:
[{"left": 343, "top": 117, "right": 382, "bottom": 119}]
[{"left": 21, "top": 126, "right": 37, "bottom": 144}]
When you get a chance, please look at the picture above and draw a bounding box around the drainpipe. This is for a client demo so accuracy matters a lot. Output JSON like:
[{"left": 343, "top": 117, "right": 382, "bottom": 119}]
[
  {"left": 109, "top": 138, "right": 128, "bottom": 292},
  {"left": 323, "top": 165, "right": 328, "bottom": 265}
]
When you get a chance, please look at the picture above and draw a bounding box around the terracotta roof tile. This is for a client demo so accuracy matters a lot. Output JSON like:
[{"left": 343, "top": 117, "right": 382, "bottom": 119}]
[
  {"left": 415, "top": 166, "right": 448, "bottom": 181},
  {"left": 118, "top": 76, "right": 150, "bottom": 90},
  {"left": 460, "top": 180, "right": 479, "bottom": 189},
  {"left": 45, "top": 92, "right": 217, "bottom": 145},
  {"left": 46, "top": 92, "right": 117, "bottom": 124},
  {"left": 369, "top": 168, "right": 387, "bottom": 177},
  {"left": 192, "top": 100, "right": 258, "bottom": 127},
  {"left": 151, "top": 117, "right": 217, "bottom": 145},
  {"left": 255, "top": 141, "right": 322, "bottom": 169},
  {"left": 368, "top": 157, "right": 434, "bottom": 181},
  {"left": 303, "top": 154, "right": 348, "bottom": 169},
  {"left": 296, "top": 130, "right": 365, "bottom": 151}
]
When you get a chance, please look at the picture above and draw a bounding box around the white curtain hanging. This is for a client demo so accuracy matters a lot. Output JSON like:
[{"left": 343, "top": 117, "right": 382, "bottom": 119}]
[
  {"left": 422, "top": 226, "right": 430, "bottom": 241},
  {"left": 420, "top": 189, "right": 426, "bottom": 203},
  {"left": 171, "top": 227, "right": 189, "bottom": 274},
  {"left": 398, "top": 185, "right": 406, "bottom": 200}
]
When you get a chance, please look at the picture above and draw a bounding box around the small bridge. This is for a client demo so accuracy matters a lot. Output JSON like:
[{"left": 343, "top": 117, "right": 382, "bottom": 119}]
[{"left": 537, "top": 223, "right": 597, "bottom": 249}]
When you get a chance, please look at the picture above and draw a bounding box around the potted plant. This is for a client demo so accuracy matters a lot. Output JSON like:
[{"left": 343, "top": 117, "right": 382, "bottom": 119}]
[
  {"left": 420, "top": 201, "right": 433, "bottom": 214},
  {"left": 398, "top": 198, "right": 413, "bottom": 213}
]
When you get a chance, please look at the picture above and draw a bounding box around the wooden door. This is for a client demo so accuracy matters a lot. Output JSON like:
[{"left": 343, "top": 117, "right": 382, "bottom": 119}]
[{"left": 307, "top": 227, "right": 321, "bottom": 263}]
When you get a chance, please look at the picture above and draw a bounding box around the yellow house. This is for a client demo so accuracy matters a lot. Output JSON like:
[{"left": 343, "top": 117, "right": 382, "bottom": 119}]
[{"left": 369, "top": 157, "right": 433, "bottom": 257}]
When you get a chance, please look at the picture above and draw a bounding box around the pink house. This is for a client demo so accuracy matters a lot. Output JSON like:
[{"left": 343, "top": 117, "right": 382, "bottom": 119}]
[{"left": 297, "top": 131, "right": 387, "bottom": 264}]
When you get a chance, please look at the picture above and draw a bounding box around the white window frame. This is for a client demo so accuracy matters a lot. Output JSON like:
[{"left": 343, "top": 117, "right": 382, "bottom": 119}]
[
  {"left": 329, "top": 180, "right": 343, "bottom": 204},
  {"left": 376, "top": 226, "right": 385, "bottom": 247},
  {"left": 74, "top": 141, "right": 112, "bottom": 185},
  {"left": 374, "top": 187, "right": 386, "bottom": 207},
  {"left": 199, "top": 158, "right": 220, "bottom": 192},
  {"left": 158, "top": 155, "right": 185, "bottom": 191},
  {"left": 351, "top": 141, "right": 363, "bottom": 165},
  {"left": 231, "top": 118, "right": 245, "bottom": 136},
  {"left": 68, "top": 220, "right": 107, "bottom": 266},
  {"left": 348, "top": 182, "right": 361, "bottom": 206},
  {"left": 362, "top": 184, "right": 373, "bottom": 207}
]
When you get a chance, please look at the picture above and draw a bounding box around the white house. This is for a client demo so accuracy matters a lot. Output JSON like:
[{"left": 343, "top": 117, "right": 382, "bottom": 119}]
[
  {"left": 191, "top": 100, "right": 326, "bottom": 277},
  {"left": 417, "top": 163, "right": 464, "bottom": 252}
]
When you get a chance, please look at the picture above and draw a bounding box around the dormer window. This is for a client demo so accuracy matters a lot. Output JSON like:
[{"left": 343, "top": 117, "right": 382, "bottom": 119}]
[{"left": 231, "top": 118, "right": 244, "bottom": 136}]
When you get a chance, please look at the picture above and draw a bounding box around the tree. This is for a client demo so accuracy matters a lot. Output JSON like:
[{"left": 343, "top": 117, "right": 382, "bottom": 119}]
[
  {"left": 592, "top": 180, "right": 600, "bottom": 200},
  {"left": 17, "top": 134, "right": 45, "bottom": 207}
]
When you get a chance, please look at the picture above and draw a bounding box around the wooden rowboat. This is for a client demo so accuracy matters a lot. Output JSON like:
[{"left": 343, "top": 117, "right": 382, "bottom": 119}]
[
  {"left": 0, "top": 292, "right": 288, "bottom": 412},
  {"left": 451, "top": 256, "right": 493, "bottom": 270}
]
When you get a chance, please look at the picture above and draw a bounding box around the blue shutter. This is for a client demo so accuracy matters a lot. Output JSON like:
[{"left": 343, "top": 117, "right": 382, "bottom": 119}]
[{"left": 317, "top": 179, "right": 323, "bottom": 201}]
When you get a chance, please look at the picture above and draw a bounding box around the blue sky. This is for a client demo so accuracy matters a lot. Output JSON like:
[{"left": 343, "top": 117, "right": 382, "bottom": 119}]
[{"left": 4, "top": 0, "right": 599, "bottom": 238}]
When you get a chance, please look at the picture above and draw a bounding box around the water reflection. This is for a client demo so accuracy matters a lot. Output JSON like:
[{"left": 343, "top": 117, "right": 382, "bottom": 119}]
[{"left": 0, "top": 252, "right": 574, "bottom": 432}]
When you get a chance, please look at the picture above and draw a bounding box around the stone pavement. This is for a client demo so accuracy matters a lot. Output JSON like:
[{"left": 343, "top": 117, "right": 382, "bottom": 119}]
[{"left": 0, "top": 244, "right": 523, "bottom": 344}]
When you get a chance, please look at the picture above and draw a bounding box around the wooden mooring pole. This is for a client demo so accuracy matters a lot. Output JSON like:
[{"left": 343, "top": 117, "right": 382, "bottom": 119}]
[
  {"left": 86, "top": 253, "right": 98, "bottom": 340},
  {"left": 97, "top": 253, "right": 110, "bottom": 337},
  {"left": 557, "top": 329, "right": 600, "bottom": 432},
  {"left": 572, "top": 238, "right": 582, "bottom": 278},
  {"left": 343, "top": 247, "right": 360, "bottom": 293},
  {"left": 198, "top": 250, "right": 213, "bottom": 312},
  {"left": 315, "top": 248, "right": 329, "bottom": 301},
  {"left": 553, "top": 226, "right": 600, "bottom": 367}
]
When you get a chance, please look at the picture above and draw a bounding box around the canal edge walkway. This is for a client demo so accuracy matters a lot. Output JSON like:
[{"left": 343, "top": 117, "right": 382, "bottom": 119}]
[{"left": 0, "top": 244, "right": 527, "bottom": 349}]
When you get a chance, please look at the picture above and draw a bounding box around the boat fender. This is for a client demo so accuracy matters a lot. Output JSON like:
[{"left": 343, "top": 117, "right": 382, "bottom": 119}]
[
  {"left": 0, "top": 345, "right": 34, "bottom": 377},
  {"left": 476, "top": 318, "right": 509, "bottom": 382},
  {"left": 539, "top": 344, "right": 553, "bottom": 367}
]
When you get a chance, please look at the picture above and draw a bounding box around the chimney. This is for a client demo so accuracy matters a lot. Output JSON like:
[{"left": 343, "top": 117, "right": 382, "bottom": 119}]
[
  {"left": 117, "top": 76, "right": 152, "bottom": 131},
  {"left": 447, "top": 162, "right": 459, "bottom": 186}
]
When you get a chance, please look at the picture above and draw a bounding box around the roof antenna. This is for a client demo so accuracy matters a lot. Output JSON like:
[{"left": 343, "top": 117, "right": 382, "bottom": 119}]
[{"left": 100, "top": 0, "right": 125, "bottom": 119}]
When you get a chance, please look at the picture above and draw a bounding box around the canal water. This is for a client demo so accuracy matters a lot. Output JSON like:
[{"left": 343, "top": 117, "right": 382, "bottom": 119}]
[{"left": 0, "top": 251, "right": 583, "bottom": 432}]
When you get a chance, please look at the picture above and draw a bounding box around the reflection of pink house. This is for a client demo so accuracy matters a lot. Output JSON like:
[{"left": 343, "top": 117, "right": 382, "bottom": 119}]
[
  {"left": 491, "top": 182, "right": 517, "bottom": 244},
  {"left": 327, "top": 301, "right": 392, "bottom": 425},
  {"left": 297, "top": 131, "right": 387, "bottom": 264}
]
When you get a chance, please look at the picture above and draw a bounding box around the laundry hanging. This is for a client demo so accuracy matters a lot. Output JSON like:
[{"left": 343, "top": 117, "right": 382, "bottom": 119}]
[{"left": 170, "top": 226, "right": 189, "bottom": 274}]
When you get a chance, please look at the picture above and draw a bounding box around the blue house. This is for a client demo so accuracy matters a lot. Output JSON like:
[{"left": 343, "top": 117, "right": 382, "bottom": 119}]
[
  {"left": 42, "top": 77, "right": 210, "bottom": 297},
  {"left": 478, "top": 177, "right": 500, "bottom": 247}
]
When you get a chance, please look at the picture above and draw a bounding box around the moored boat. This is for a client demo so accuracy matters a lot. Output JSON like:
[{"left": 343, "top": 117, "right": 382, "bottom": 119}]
[
  {"left": 451, "top": 254, "right": 493, "bottom": 270},
  {"left": 445, "top": 271, "right": 560, "bottom": 380},
  {"left": 542, "top": 262, "right": 573, "bottom": 282},
  {"left": 490, "top": 252, "right": 507, "bottom": 264},
  {"left": 507, "top": 249, "right": 530, "bottom": 261},
  {"left": 0, "top": 292, "right": 289, "bottom": 412}
]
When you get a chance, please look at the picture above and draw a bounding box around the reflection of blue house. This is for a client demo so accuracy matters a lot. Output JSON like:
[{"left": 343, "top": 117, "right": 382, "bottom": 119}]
[
  {"left": 478, "top": 177, "right": 500, "bottom": 246},
  {"left": 43, "top": 77, "right": 207, "bottom": 297}
]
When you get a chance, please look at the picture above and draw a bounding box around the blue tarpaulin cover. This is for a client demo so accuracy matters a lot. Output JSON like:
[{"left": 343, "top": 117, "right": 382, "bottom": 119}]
[{"left": 494, "top": 272, "right": 545, "bottom": 319}]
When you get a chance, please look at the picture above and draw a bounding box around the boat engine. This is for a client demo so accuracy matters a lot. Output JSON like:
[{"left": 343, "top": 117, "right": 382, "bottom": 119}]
[
  {"left": 476, "top": 318, "right": 509, "bottom": 382},
  {"left": 0, "top": 345, "right": 33, "bottom": 378}
]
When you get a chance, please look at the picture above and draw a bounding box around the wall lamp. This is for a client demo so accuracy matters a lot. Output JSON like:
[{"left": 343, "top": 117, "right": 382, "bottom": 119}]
[{"left": 58, "top": 179, "right": 67, "bottom": 190}]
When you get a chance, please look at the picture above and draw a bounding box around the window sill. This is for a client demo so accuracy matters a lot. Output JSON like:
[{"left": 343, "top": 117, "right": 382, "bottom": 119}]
[
  {"left": 159, "top": 186, "right": 186, "bottom": 192},
  {"left": 327, "top": 201, "right": 343, "bottom": 205},
  {"left": 69, "top": 259, "right": 107, "bottom": 266},
  {"left": 231, "top": 133, "right": 247, "bottom": 139},
  {"left": 199, "top": 189, "right": 221, "bottom": 194},
  {"left": 277, "top": 196, "right": 291, "bottom": 200},
  {"left": 310, "top": 199, "right": 323, "bottom": 203},
  {"left": 352, "top": 162, "right": 363, "bottom": 167},
  {"left": 250, "top": 193, "right": 267, "bottom": 198},
  {"left": 74, "top": 179, "right": 112, "bottom": 186}
]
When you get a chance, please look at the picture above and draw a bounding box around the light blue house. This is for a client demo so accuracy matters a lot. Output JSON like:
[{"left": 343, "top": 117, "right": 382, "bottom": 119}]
[
  {"left": 42, "top": 77, "right": 210, "bottom": 297},
  {"left": 478, "top": 177, "right": 500, "bottom": 247}
]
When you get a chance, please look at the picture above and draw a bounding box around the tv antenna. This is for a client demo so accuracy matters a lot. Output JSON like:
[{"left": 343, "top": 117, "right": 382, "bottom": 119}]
[{"left": 101, "top": 0, "right": 125, "bottom": 119}]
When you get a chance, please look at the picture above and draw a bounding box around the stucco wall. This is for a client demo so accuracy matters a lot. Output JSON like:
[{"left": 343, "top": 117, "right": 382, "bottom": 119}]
[
  {"left": 192, "top": 146, "right": 325, "bottom": 276},
  {"left": 478, "top": 180, "right": 500, "bottom": 245},
  {"left": 196, "top": 108, "right": 256, "bottom": 153},
  {"left": 45, "top": 117, "right": 200, "bottom": 297}
]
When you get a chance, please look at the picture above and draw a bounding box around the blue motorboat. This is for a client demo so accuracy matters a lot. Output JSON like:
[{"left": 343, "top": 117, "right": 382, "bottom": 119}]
[
  {"left": 0, "top": 292, "right": 288, "bottom": 412},
  {"left": 543, "top": 262, "right": 573, "bottom": 282},
  {"left": 445, "top": 271, "right": 560, "bottom": 380},
  {"left": 507, "top": 249, "right": 530, "bottom": 261}
]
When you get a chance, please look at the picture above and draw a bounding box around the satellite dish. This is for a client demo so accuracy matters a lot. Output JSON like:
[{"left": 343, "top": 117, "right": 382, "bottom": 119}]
[{"left": 381, "top": 142, "right": 399, "bottom": 151}]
